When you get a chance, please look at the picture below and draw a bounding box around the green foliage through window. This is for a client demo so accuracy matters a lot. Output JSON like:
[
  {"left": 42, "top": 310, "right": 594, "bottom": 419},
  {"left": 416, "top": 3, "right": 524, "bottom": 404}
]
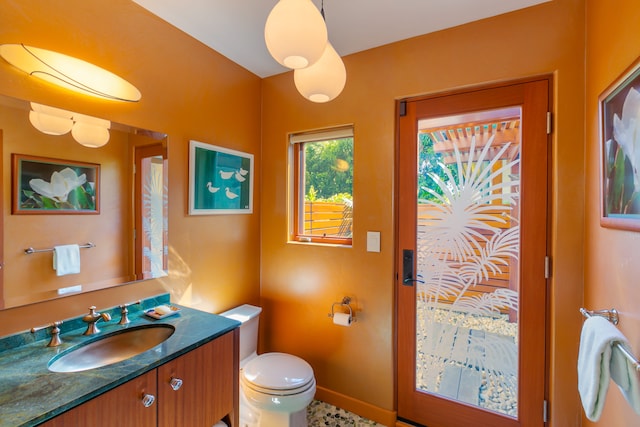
[{"left": 303, "top": 138, "right": 353, "bottom": 201}]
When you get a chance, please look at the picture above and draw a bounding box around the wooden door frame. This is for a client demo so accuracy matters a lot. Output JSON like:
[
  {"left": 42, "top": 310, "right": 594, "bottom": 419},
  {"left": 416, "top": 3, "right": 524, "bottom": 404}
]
[{"left": 394, "top": 76, "right": 552, "bottom": 427}]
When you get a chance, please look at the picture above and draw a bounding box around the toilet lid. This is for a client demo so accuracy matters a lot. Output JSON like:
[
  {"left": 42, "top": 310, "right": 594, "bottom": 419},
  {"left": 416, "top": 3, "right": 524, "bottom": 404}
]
[{"left": 242, "top": 352, "right": 314, "bottom": 390}]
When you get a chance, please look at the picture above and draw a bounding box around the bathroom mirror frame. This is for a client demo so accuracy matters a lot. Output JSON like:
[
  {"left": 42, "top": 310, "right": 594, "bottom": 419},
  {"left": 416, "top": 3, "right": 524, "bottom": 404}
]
[{"left": 0, "top": 93, "right": 168, "bottom": 309}]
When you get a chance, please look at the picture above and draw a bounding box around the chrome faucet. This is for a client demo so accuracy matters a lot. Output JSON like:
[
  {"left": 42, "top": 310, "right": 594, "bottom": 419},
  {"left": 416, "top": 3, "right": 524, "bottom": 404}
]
[{"left": 82, "top": 306, "right": 111, "bottom": 335}]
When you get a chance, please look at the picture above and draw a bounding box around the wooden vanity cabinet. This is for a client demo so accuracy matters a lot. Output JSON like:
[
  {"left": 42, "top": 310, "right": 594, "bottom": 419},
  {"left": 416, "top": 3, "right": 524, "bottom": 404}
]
[
  {"left": 41, "top": 370, "right": 157, "bottom": 427},
  {"left": 158, "top": 329, "right": 237, "bottom": 427},
  {"left": 40, "top": 329, "right": 238, "bottom": 427}
]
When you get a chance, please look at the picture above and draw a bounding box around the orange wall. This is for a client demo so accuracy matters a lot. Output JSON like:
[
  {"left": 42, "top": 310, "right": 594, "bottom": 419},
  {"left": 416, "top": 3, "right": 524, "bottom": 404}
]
[
  {"left": 0, "top": 0, "right": 593, "bottom": 425},
  {"left": 261, "top": 0, "right": 585, "bottom": 424},
  {"left": 585, "top": 0, "right": 640, "bottom": 425},
  {"left": 0, "top": 0, "right": 262, "bottom": 333}
]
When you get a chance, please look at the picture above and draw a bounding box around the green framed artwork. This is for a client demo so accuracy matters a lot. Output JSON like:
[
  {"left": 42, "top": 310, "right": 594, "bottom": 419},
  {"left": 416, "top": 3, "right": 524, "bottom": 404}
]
[
  {"left": 600, "top": 56, "right": 640, "bottom": 231},
  {"left": 12, "top": 154, "right": 99, "bottom": 214},
  {"left": 188, "top": 140, "right": 253, "bottom": 215}
]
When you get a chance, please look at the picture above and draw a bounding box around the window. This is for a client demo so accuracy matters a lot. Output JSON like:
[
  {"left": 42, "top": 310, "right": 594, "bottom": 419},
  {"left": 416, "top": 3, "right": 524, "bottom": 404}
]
[{"left": 291, "top": 126, "right": 354, "bottom": 245}]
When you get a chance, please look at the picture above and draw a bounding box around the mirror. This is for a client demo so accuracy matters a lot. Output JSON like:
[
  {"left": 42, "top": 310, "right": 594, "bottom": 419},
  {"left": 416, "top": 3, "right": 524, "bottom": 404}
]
[{"left": 0, "top": 94, "right": 168, "bottom": 309}]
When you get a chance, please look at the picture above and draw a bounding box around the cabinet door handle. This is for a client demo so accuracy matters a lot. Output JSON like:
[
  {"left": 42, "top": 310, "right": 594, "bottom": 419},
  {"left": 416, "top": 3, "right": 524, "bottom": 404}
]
[
  {"left": 170, "top": 377, "right": 183, "bottom": 391},
  {"left": 141, "top": 393, "right": 155, "bottom": 408}
]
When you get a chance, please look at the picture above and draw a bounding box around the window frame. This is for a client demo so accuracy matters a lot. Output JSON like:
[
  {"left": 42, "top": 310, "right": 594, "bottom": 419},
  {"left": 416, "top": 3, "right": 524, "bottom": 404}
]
[{"left": 290, "top": 126, "right": 354, "bottom": 246}]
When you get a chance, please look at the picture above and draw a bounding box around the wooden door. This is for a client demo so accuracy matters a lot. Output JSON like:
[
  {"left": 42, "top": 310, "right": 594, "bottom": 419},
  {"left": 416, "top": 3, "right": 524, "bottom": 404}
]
[
  {"left": 396, "top": 78, "right": 550, "bottom": 427},
  {"left": 134, "top": 141, "right": 168, "bottom": 280}
]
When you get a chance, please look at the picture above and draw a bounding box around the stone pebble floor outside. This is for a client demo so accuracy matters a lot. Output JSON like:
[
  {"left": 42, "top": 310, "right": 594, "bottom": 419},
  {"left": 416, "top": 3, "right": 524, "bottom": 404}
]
[{"left": 416, "top": 304, "right": 519, "bottom": 417}]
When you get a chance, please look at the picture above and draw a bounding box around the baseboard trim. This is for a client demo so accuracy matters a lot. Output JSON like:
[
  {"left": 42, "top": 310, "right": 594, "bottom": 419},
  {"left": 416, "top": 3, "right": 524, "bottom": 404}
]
[{"left": 314, "top": 386, "right": 397, "bottom": 427}]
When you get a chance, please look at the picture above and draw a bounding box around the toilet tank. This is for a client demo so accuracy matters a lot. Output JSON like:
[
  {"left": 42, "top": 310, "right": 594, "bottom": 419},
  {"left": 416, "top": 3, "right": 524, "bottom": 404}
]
[{"left": 220, "top": 304, "right": 262, "bottom": 364}]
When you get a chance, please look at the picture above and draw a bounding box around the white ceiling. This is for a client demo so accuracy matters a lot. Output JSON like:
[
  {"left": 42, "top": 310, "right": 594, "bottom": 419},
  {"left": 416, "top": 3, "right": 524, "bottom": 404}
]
[{"left": 132, "top": 0, "right": 550, "bottom": 78}]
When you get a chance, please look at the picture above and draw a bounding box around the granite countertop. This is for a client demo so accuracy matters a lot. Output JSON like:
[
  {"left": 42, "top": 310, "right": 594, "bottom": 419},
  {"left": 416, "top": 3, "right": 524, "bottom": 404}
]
[{"left": 0, "top": 295, "right": 240, "bottom": 427}]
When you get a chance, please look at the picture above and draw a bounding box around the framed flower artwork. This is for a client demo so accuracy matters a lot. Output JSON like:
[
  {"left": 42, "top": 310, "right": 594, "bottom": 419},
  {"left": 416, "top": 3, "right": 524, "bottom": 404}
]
[
  {"left": 12, "top": 154, "right": 100, "bottom": 214},
  {"left": 600, "top": 57, "right": 640, "bottom": 231}
]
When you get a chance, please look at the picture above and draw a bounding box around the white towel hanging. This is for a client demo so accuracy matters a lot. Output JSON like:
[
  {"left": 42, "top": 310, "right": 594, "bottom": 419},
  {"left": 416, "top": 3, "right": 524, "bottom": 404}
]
[
  {"left": 578, "top": 315, "right": 640, "bottom": 421},
  {"left": 53, "top": 244, "right": 81, "bottom": 276}
]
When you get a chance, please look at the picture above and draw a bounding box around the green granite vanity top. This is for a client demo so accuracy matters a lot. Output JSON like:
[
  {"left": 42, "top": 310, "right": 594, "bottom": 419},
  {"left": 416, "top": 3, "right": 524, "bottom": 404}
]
[{"left": 0, "top": 295, "right": 240, "bottom": 426}]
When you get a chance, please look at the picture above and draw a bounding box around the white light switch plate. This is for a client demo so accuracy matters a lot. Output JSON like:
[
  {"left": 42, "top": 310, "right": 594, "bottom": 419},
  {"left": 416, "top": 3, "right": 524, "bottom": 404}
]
[{"left": 367, "top": 231, "right": 381, "bottom": 252}]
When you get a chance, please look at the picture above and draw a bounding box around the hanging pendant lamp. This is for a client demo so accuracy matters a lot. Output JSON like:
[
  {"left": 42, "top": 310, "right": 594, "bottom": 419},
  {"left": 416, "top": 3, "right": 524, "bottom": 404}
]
[
  {"left": 264, "top": 0, "right": 328, "bottom": 69},
  {"left": 29, "top": 102, "right": 74, "bottom": 135},
  {"left": 294, "top": 42, "right": 346, "bottom": 103},
  {"left": 71, "top": 113, "right": 111, "bottom": 148},
  {"left": 28, "top": 102, "right": 111, "bottom": 148}
]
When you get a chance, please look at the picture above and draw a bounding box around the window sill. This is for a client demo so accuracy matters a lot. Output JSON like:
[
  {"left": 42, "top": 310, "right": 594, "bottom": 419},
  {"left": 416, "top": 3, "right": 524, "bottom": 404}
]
[{"left": 287, "top": 240, "right": 352, "bottom": 249}]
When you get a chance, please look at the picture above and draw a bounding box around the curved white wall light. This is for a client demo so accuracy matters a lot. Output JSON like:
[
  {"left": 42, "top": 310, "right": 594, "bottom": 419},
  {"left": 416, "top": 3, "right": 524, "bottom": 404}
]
[
  {"left": 294, "top": 42, "right": 346, "bottom": 103},
  {"left": 0, "top": 44, "right": 141, "bottom": 102},
  {"left": 264, "top": 0, "right": 328, "bottom": 69}
]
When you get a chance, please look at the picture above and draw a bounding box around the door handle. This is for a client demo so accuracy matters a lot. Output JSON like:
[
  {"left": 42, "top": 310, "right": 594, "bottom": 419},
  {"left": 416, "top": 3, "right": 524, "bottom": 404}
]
[
  {"left": 401, "top": 249, "right": 424, "bottom": 286},
  {"left": 402, "top": 249, "right": 414, "bottom": 286}
]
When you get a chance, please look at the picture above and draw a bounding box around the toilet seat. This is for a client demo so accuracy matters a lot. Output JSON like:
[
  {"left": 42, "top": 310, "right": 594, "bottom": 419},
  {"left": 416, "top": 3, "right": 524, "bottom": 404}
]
[{"left": 242, "top": 352, "right": 315, "bottom": 396}]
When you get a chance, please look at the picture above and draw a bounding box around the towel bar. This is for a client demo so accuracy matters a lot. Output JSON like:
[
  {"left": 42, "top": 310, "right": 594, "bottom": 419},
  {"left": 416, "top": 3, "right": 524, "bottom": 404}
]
[
  {"left": 580, "top": 307, "right": 640, "bottom": 372},
  {"left": 24, "top": 242, "right": 95, "bottom": 255},
  {"left": 579, "top": 307, "right": 619, "bottom": 325}
]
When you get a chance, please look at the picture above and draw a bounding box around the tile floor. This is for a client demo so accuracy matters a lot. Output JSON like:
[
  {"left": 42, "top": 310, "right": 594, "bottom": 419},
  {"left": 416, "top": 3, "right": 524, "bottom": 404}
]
[{"left": 307, "top": 400, "right": 383, "bottom": 427}]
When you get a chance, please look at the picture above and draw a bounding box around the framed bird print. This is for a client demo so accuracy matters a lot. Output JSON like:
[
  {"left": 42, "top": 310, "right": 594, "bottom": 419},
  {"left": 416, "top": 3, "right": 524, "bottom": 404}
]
[{"left": 188, "top": 140, "right": 254, "bottom": 215}]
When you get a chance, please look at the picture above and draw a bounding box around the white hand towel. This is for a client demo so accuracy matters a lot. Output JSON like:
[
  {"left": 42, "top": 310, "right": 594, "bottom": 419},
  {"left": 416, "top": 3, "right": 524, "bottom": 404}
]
[
  {"left": 53, "top": 244, "right": 81, "bottom": 276},
  {"left": 578, "top": 315, "right": 639, "bottom": 421},
  {"left": 610, "top": 338, "right": 640, "bottom": 416}
]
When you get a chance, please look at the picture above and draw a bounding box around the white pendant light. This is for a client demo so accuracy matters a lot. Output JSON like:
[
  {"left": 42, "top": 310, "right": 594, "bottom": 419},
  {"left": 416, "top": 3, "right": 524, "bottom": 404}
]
[
  {"left": 72, "top": 113, "right": 111, "bottom": 148},
  {"left": 29, "top": 102, "right": 73, "bottom": 135},
  {"left": 0, "top": 44, "right": 141, "bottom": 102},
  {"left": 264, "top": 0, "right": 328, "bottom": 69},
  {"left": 294, "top": 42, "right": 346, "bottom": 103}
]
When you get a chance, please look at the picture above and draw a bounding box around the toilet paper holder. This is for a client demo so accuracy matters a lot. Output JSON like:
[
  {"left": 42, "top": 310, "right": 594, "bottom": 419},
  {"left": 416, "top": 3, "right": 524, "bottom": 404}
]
[{"left": 328, "top": 297, "right": 356, "bottom": 322}]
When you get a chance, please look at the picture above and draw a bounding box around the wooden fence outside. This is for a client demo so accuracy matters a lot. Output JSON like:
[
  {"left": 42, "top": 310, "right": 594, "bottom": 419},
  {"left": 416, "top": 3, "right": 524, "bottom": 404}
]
[
  {"left": 417, "top": 204, "right": 517, "bottom": 313},
  {"left": 304, "top": 201, "right": 352, "bottom": 237}
]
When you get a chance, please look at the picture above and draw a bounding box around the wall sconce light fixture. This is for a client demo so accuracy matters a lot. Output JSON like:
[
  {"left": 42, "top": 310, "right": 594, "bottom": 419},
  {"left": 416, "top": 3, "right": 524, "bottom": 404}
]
[{"left": 0, "top": 44, "right": 141, "bottom": 102}]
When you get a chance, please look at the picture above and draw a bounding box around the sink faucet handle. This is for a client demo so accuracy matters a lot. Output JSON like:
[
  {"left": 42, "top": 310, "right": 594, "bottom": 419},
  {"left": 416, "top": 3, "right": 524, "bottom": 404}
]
[
  {"left": 118, "top": 300, "right": 141, "bottom": 325},
  {"left": 31, "top": 320, "right": 64, "bottom": 347},
  {"left": 82, "top": 306, "right": 111, "bottom": 335}
]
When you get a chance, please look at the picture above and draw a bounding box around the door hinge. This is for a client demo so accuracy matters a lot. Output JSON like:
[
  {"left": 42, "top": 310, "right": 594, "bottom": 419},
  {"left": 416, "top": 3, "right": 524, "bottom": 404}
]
[
  {"left": 399, "top": 100, "right": 407, "bottom": 117},
  {"left": 543, "top": 399, "right": 548, "bottom": 423},
  {"left": 546, "top": 111, "right": 552, "bottom": 134},
  {"left": 544, "top": 256, "right": 550, "bottom": 279}
]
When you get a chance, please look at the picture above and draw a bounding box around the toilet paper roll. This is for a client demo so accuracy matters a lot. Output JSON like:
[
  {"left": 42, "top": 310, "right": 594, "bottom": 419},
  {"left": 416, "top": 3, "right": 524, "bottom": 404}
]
[
  {"left": 212, "top": 421, "right": 227, "bottom": 427},
  {"left": 333, "top": 312, "right": 352, "bottom": 326}
]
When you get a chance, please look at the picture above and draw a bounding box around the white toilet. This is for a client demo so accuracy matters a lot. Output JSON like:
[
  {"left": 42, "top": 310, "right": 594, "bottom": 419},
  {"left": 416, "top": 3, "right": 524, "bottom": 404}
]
[{"left": 221, "top": 304, "right": 316, "bottom": 427}]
